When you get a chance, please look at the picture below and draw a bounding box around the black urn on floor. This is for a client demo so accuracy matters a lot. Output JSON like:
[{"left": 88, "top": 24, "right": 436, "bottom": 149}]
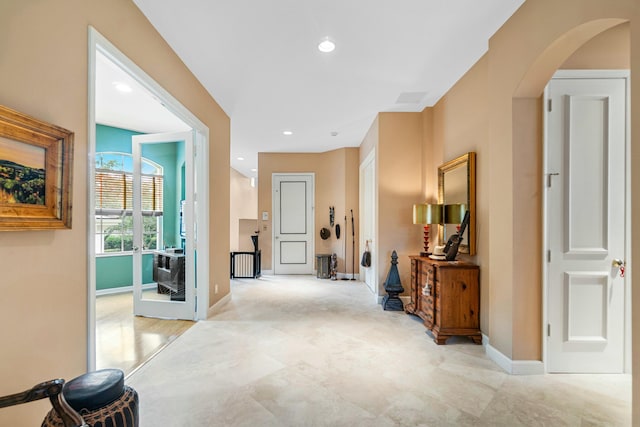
[{"left": 382, "top": 250, "right": 404, "bottom": 311}]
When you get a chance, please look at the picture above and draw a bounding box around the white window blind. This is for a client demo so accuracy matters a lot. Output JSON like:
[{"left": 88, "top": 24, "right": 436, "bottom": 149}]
[{"left": 95, "top": 169, "right": 163, "bottom": 216}]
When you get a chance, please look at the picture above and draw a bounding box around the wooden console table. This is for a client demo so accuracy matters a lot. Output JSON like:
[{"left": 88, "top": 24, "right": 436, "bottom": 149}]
[{"left": 406, "top": 256, "right": 481, "bottom": 345}]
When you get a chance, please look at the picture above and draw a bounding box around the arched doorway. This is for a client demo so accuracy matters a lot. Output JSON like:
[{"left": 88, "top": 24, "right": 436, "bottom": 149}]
[{"left": 511, "top": 19, "right": 630, "bottom": 373}]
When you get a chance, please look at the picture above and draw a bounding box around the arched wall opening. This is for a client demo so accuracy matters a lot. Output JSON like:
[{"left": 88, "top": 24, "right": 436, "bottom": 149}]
[{"left": 509, "top": 19, "right": 630, "bottom": 363}]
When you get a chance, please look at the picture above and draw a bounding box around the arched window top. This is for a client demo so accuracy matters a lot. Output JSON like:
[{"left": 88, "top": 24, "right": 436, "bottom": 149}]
[{"left": 96, "top": 151, "right": 162, "bottom": 175}]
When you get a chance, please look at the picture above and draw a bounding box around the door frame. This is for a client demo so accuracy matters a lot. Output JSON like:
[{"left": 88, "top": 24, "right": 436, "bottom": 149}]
[
  {"left": 88, "top": 27, "right": 210, "bottom": 371},
  {"left": 542, "top": 69, "right": 631, "bottom": 373},
  {"left": 359, "top": 149, "right": 378, "bottom": 301},
  {"left": 271, "top": 173, "right": 315, "bottom": 274}
]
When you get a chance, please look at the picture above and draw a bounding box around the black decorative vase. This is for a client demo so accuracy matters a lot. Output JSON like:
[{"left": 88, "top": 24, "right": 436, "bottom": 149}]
[{"left": 382, "top": 250, "right": 404, "bottom": 311}]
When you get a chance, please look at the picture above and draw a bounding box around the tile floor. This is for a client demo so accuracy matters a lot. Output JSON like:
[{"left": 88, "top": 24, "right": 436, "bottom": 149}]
[{"left": 127, "top": 275, "right": 631, "bottom": 426}]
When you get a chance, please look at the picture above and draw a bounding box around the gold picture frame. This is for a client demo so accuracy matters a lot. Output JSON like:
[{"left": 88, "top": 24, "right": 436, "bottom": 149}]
[
  {"left": 438, "top": 152, "right": 476, "bottom": 255},
  {"left": 0, "top": 105, "right": 73, "bottom": 230}
]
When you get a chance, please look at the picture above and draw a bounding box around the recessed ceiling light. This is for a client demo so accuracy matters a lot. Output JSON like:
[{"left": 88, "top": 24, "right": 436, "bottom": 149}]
[
  {"left": 113, "top": 81, "right": 132, "bottom": 93},
  {"left": 318, "top": 37, "right": 335, "bottom": 53},
  {"left": 283, "top": 130, "right": 293, "bottom": 136},
  {"left": 237, "top": 157, "right": 245, "bottom": 161},
  {"left": 331, "top": 131, "right": 338, "bottom": 137}
]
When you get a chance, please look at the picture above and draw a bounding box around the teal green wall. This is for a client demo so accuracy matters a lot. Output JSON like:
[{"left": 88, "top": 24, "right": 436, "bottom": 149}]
[
  {"left": 95, "top": 124, "right": 182, "bottom": 291},
  {"left": 95, "top": 254, "right": 154, "bottom": 291}
]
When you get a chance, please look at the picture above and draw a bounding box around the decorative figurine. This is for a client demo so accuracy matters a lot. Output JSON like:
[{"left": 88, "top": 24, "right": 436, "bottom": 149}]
[
  {"left": 330, "top": 253, "right": 338, "bottom": 280},
  {"left": 382, "top": 250, "right": 404, "bottom": 311},
  {"left": 329, "top": 206, "right": 335, "bottom": 227}
]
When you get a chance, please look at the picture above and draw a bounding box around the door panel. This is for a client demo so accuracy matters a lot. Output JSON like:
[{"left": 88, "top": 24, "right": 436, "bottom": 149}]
[
  {"left": 273, "top": 174, "right": 314, "bottom": 274},
  {"left": 132, "top": 131, "right": 195, "bottom": 320},
  {"left": 546, "top": 75, "right": 626, "bottom": 373},
  {"left": 280, "top": 241, "right": 307, "bottom": 264}
]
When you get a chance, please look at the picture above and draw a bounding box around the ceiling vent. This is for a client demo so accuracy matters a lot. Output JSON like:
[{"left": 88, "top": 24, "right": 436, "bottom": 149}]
[{"left": 395, "top": 92, "right": 427, "bottom": 104}]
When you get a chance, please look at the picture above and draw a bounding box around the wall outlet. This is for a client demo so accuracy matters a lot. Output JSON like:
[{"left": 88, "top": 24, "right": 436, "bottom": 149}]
[{"left": 214, "top": 284, "right": 219, "bottom": 294}]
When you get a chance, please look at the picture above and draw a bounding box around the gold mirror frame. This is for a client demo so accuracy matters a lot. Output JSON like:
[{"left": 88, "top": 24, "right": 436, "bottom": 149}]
[{"left": 438, "top": 152, "right": 476, "bottom": 255}]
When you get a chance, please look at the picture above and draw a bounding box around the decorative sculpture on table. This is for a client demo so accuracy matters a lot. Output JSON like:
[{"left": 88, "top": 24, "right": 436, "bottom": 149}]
[
  {"left": 382, "top": 250, "right": 404, "bottom": 311},
  {"left": 444, "top": 210, "right": 470, "bottom": 261}
]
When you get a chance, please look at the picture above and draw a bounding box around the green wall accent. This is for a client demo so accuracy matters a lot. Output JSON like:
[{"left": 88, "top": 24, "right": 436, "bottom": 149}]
[
  {"left": 95, "top": 253, "right": 154, "bottom": 290},
  {"left": 96, "top": 124, "right": 183, "bottom": 290}
]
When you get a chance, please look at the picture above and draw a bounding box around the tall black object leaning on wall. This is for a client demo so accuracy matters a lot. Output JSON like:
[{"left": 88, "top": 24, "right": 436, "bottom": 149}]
[
  {"left": 350, "top": 209, "right": 355, "bottom": 280},
  {"left": 341, "top": 215, "right": 349, "bottom": 280}
]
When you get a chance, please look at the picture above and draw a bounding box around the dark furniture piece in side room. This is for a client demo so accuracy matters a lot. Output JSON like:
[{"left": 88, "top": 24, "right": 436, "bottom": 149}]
[
  {"left": 153, "top": 250, "right": 185, "bottom": 301},
  {"left": 0, "top": 379, "right": 86, "bottom": 427},
  {"left": 315, "top": 254, "right": 332, "bottom": 279},
  {"left": 406, "top": 256, "right": 481, "bottom": 344}
]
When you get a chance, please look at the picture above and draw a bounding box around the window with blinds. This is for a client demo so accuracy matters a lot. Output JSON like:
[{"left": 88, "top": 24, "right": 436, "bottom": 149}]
[
  {"left": 95, "top": 170, "right": 163, "bottom": 216},
  {"left": 95, "top": 152, "right": 163, "bottom": 254}
]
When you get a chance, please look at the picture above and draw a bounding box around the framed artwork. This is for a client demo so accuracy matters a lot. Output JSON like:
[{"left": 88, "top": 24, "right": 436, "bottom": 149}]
[{"left": 0, "top": 105, "right": 73, "bottom": 230}]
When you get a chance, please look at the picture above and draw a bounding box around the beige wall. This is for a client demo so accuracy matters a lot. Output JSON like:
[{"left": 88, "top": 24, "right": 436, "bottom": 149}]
[
  {"left": 230, "top": 167, "right": 258, "bottom": 251},
  {"left": 257, "top": 148, "right": 359, "bottom": 274},
  {"left": 0, "top": 1, "right": 229, "bottom": 425},
  {"left": 428, "top": 54, "right": 491, "bottom": 332},
  {"left": 375, "top": 113, "right": 424, "bottom": 295}
]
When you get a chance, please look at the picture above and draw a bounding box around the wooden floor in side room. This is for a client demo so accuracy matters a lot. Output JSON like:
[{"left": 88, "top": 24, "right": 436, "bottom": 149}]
[{"left": 96, "top": 292, "right": 194, "bottom": 376}]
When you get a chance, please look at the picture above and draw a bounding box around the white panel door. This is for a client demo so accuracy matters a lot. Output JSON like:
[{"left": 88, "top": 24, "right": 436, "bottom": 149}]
[
  {"left": 546, "top": 74, "right": 627, "bottom": 373},
  {"left": 273, "top": 174, "right": 314, "bottom": 274},
  {"left": 132, "top": 131, "right": 196, "bottom": 320},
  {"left": 360, "top": 151, "right": 377, "bottom": 296}
]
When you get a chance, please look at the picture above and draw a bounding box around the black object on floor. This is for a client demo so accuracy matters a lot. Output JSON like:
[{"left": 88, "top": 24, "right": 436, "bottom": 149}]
[{"left": 382, "top": 250, "right": 404, "bottom": 311}]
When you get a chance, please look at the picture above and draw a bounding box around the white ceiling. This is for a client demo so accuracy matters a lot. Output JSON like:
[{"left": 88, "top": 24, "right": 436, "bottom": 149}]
[
  {"left": 112, "top": 0, "right": 525, "bottom": 178},
  {"left": 96, "top": 51, "right": 191, "bottom": 134}
]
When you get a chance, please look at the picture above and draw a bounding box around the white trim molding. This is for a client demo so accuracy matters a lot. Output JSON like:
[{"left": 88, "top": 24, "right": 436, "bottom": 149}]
[{"left": 484, "top": 334, "right": 545, "bottom": 375}]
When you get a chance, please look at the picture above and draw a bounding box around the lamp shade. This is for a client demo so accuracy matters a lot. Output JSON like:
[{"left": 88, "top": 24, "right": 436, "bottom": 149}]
[
  {"left": 413, "top": 203, "right": 443, "bottom": 225},
  {"left": 444, "top": 204, "right": 467, "bottom": 224}
]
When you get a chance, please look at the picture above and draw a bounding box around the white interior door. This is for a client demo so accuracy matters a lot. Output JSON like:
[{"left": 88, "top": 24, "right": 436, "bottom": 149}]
[
  {"left": 545, "top": 73, "right": 627, "bottom": 373},
  {"left": 273, "top": 174, "right": 314, "bottom": 274},
  {"left": 132, "top": 131, "right": 196, "bottom": 320},
  {"left": 360, "top": 151, "right": 377, "bottom": 296}
]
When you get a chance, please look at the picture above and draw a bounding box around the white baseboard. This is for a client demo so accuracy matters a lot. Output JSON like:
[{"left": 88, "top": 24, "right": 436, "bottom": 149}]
[
  {"left": 483, "top": 334, "right": 544, "bottom": 375},
  {"left": 96, "top": 283, "right": 156, "bottom": 296},
  {"left": 207, "top": 292, "right": 232, "bottom": 318},
  {"left": 257, "top": 271, "right": 360, "bottom": 281}
]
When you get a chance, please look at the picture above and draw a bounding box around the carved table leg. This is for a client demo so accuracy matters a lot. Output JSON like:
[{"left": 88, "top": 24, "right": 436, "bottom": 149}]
[{"left": 469, "top": 335, "right": 483, "bottom": 345}]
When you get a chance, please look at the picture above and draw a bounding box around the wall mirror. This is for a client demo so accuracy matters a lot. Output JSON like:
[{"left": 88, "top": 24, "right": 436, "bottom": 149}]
[{"left": 438, "top": 152, "right": 476, "bottom": 255}]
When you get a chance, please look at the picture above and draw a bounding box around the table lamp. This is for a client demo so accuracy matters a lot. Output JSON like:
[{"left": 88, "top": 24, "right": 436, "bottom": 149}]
[{"left": 413, "top": 203, "right": 442, "bottom": 256}]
